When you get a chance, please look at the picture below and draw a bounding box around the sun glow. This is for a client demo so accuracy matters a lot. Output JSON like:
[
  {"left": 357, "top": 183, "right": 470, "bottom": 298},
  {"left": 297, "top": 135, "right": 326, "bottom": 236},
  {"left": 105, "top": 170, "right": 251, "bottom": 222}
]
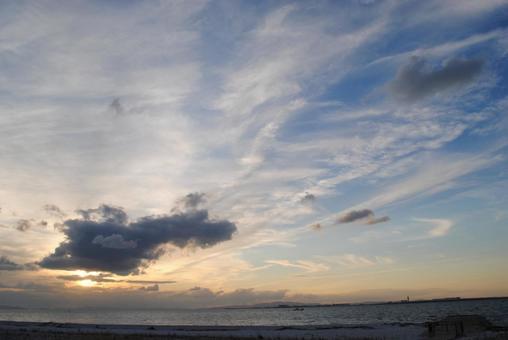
[
  {"left": 74, "top": 270, "right": 101, "bottom": 277},
  {"left": 77, "top": 279, "right": 96, "bottom": 288}
]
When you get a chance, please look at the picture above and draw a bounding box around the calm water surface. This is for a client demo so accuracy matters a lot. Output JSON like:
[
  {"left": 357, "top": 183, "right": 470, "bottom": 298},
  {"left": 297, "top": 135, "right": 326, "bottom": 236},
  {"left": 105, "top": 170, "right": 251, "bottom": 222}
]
[{"left": 1, "top": 299, "right": 507, "bottom": 327}]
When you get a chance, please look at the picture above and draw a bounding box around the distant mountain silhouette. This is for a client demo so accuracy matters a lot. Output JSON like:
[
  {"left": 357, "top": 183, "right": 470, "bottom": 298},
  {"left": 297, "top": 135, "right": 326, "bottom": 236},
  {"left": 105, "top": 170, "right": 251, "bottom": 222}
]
[{"left": 0, "top": 305, "right": 24, "bottom": 310}]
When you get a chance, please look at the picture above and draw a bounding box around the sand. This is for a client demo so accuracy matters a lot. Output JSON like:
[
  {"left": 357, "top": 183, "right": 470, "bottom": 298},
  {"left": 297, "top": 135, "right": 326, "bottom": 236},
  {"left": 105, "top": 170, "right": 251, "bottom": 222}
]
[
  {"left": 0, "top": 316, "right": 507, "bottom": 339},
  {"left": 0, "top": 320, "right": 425, "bottom": 339}
]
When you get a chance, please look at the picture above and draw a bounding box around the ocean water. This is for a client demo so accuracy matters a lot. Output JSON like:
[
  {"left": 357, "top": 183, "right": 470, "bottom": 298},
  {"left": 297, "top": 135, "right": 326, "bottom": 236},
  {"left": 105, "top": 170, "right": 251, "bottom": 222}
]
[{"left": 1, "top": 298, "right": 507, "bottom": 327}]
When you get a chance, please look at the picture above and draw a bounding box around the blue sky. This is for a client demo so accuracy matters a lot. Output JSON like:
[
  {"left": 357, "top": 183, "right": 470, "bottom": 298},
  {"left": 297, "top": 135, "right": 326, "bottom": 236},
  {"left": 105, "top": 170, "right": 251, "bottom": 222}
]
[{"left": 0, "top": 0, "right": 507, "bottom": 308}]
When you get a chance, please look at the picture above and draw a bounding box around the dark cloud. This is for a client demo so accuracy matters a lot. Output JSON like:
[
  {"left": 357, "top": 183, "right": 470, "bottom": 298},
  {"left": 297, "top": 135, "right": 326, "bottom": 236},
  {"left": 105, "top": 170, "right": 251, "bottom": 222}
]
[
  {"left": 0, "top": 256, "right": 24, "bottom": 271},
  {"left": 139, "top": 284, "right": 159, "bottom": 292},
  {"left": 0, "top": 256, "right": 37, "bottom": 271},
  {"left": 15, "top": 219, "right": 49, "bottom": 232},
  {"left": 43, "top": 204, "right": 66, "bottom": 218},
  {"left": 311, "top": 223, "right": 322, "bottom": 231},
  {"left": 76, "top": 204, "right": 128, "bottom": 224},
  {"left": 110, "top": 98, "right": 125, "bottom": 115},
  {"left": 15, "top": 219, "right": 32, "bottom": 232},
  {"left": 92, "top": 234, "right": 137, "bottom": 249},
  {"left": 125, "top": 279, "right": 175, "bottom": 285},
  {"left": 366, "top": 216, "right": 390, "bottom": 225},
  {"left": 53, "top": 222, "right": 65, "bottom": 232},
  {"left": 338, "top": 209, "right": 390, "bottom": 225},
  {"left": 338, "top": 209, "right": 374, "bottom": 223},
  {"left": 300, "top": 192, "right": 316, "bottom": 205},
  {"left": 176, "top": 192, "right": 207, "bottom": 210},
  {"left": 39, "top": 205, "right": 237, "bottom": 275},
  {"left": 390, "top": 56, "right": 484, "bottom": 102}
]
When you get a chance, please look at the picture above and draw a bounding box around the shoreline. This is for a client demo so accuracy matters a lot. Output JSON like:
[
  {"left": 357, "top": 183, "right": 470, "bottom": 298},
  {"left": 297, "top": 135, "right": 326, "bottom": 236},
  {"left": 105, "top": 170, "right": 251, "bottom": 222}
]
[
  {"left": 1, "top": 317, "right": 507, "bottom": 340},
  {"left": 0, "top": 320, "right": 427, "bottom": 339}
]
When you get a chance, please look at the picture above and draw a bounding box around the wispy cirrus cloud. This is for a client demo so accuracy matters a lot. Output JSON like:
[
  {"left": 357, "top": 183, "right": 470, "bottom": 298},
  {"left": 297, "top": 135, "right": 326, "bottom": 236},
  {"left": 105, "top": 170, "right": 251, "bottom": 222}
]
[
  {"left": 0, "top": 0, "right": 507, "bottom": 306},
  {"left": 316, "top": 254, "right": 395, "bottom": 268},
  {"left": 415, "top": 218, "right": 454, "bottom": 237},
  {"left": 352, "top": 151, "right": 504, "bottom": 211},
  {"left": 265, "top": 259, "right": 329, "bottom": 273}
]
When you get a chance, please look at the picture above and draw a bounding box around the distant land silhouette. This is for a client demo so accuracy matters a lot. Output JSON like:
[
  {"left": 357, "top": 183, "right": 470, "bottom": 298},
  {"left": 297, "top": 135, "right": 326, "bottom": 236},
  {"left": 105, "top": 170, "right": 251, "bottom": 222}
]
[
  {"left": 221, "top": 296, "right": 508, "bottom": 310},
  {"left": 0, "top": 305, "right": 23, "bottom": 310}
]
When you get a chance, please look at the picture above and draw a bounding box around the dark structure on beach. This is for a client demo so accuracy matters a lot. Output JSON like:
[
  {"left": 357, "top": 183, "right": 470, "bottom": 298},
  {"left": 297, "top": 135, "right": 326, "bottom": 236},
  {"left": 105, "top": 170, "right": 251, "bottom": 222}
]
[{"left": 426, "top": 315, "right": 496, "bottom": 338}]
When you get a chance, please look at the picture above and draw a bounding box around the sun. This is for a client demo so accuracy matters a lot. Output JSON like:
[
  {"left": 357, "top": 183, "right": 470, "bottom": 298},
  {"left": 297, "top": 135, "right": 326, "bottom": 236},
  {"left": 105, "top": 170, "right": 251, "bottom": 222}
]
[
  {"left": 74, "top": 270, "right": 100, "bottom": 277},
  {"left": 77, "top": 279, "right": 96, "bottom": 288}
]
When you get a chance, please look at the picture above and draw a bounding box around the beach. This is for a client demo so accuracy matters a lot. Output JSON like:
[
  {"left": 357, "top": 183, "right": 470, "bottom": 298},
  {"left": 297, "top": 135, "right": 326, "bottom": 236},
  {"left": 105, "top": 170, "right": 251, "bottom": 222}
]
[
  {"left": 0, "top": 320, "right": 425, "bottom": 339},
  {"left": 1, "top": 317, "right": 507, "bottom": 340}
]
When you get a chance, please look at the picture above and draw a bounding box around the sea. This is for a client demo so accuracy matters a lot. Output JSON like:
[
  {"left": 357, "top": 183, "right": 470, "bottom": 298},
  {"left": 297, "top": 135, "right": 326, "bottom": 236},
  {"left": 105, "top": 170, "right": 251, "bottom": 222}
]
[{"left": 1, "top": 298, "right": 507, "bottom": 327}]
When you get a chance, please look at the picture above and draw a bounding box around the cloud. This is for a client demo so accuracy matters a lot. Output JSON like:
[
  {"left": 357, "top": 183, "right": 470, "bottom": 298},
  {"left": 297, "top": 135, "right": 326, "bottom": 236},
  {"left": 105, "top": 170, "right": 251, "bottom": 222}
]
[
  {"left": 366, "top": 216, "right": 391, "bottom": 225},
  {"left": 390, "top": 56, "right": 484, "bottom": 102},
  {"left": 0, "top": 284, "right": 289, "bottom": 309},
  {"left": 338, "top": 209, "right": 374, "bottom": 223},
  {"left": 335, "top": 254, "right": 376, "bottom": 267},
  {"left": 299, "top": 192, "right": 316, "bottom": 205},
  {"left": 0, "top": 256, "right": 25, "bottom": 271},
  {"left": 178, "top": 287, "right": 288, "bottom": 308},
  {"left": 57, "top": 273, "right": 116, "bottom": 283},
  {"left": 0, "top": 1, "right": 505, "bottom": 309},
  {"left": 177, "top": 192, "right": 207, "bottom": 210},
  {"left": 337, "top": 209, "right": 390, "bottom": 225},
  {"left": 109, "top": 98, "right": 125, "bottom": 115},
  {"left": 0, "top": 256, "right": 37, "bottom": 271},
  {"left": 265, "top": 259, "right": 329, "bottom": 273},
  {"left": 0, "top": 284, "right": 463, "bottom": 309},
  {"left": 15, "top": 219, "right": 32, "bottom": 232},
  {"left": 416, "top": 218, "right": 454, "bottom": 237},
  {"left": 92, "top": 234, "right": 137, "bottom": 250},
  {"left": 14, "top": 219, "right": 49, "bottom": 231},
  {"left": 317, "top": 254, "right": 395, "bottom": 268},
  {"left": 125, "top": 279, "right": 175, "bottom": 285},
  {"left": 310, "top": 223, "right": 322, "bottom": 231},
  {"left": 43, "top": 204, "right": 66, "bottom": 218},
  {"left": 56, "top": 273, "right": 175, "bottom": 285},
  {"left": 76, "top": 205, "right": 128, "bottom": 224},
  {"left": 139, "top": 284, "right": 159, "bottom": 292},
  {"left": 354, "top": 151, "right": 501, "bottom": 210},
  {"left": 39, "top": 205, "right": 237, "bottom": 275},
  {"left": 0, "top": 281, "right": 58, "bottom": 293},
  {"left": 53, "top": 222, "right": 65, "bottom": 232}
]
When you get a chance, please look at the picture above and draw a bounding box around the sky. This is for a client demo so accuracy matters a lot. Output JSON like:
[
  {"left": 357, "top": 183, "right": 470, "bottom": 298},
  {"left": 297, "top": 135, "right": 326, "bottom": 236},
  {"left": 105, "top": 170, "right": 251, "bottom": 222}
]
[{"left": 0, "top": 0, "right": 507, "bottom": 309}]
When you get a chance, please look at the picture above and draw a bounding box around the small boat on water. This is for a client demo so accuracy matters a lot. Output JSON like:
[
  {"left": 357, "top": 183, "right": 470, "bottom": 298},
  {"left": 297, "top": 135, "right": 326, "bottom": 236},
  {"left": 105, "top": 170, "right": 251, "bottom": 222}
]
[{"left": 293, "top": 307, "right": 304, "bottom": 311}]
